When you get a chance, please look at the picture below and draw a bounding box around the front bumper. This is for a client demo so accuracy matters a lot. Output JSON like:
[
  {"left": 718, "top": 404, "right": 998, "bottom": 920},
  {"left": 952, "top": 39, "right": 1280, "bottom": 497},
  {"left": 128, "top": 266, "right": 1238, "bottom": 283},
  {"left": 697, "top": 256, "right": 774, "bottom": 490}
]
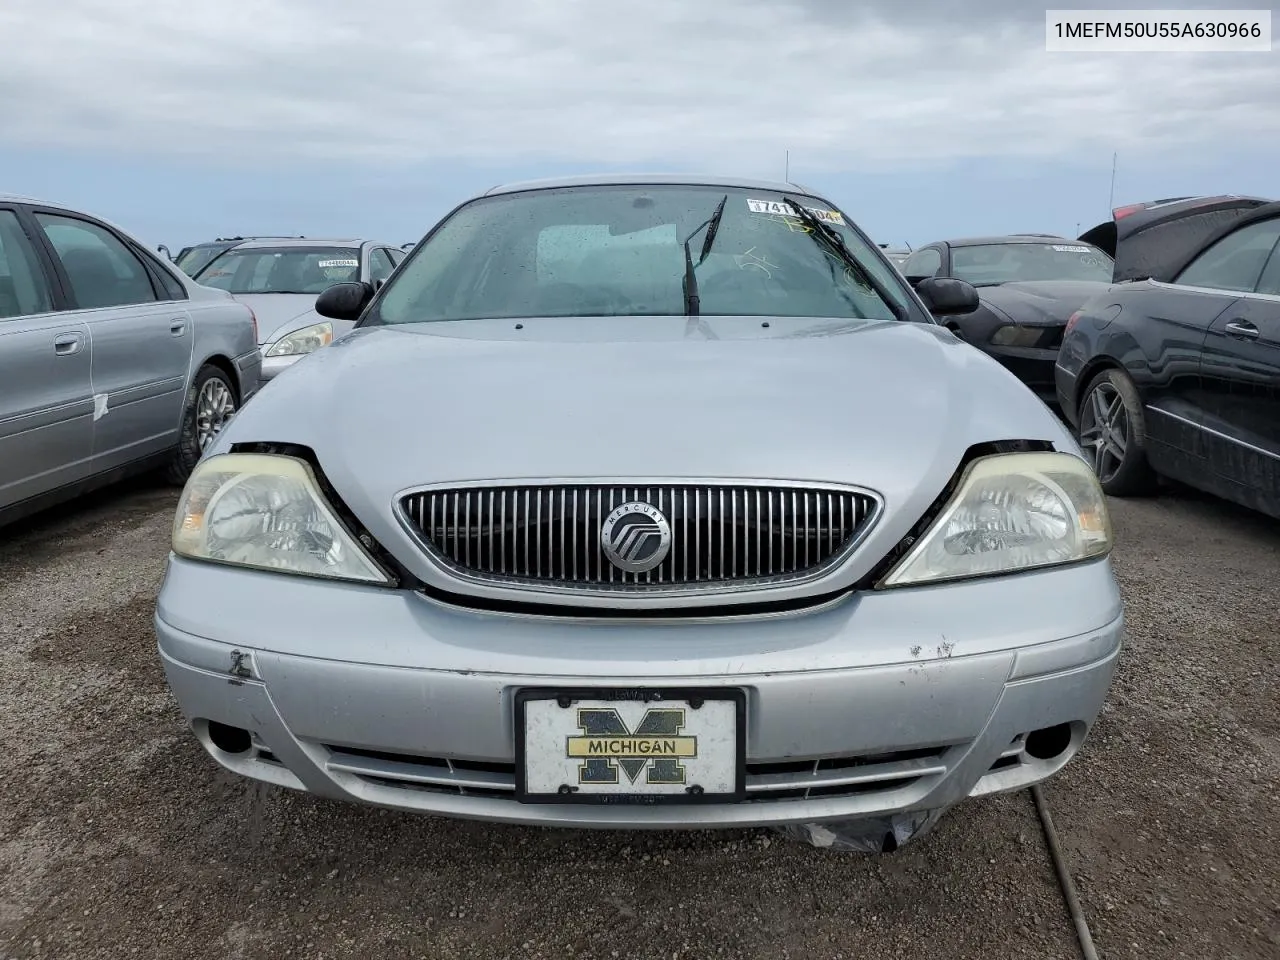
[
  {"left": 260, "top": 352, "right": 304, "bottom": 381},
  {"left": 155, "top": 556, "right": 1123, "bottom": 829},
  {"left": 234, "top": 348, "right": 263, "bottom": 402},
  {"left": 1054, "top": 361, "right": 1082, "bottom": 428},
  {"left": 983, "top": 345, "right": 1061, "bottom": 407}
]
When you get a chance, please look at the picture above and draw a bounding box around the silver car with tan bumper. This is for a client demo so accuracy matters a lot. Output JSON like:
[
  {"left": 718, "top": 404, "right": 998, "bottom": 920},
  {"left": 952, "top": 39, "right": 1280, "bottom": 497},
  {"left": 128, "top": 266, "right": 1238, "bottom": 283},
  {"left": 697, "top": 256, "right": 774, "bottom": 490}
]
[{"left": 155, "top": 175, "right": 1121, "bottom": 844}]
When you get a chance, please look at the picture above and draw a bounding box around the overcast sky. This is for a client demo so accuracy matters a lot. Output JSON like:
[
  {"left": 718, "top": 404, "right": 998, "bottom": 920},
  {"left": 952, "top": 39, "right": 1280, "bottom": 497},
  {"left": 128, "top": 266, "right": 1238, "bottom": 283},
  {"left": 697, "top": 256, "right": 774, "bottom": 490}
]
[{"left": 1, "top": 0, "right": 1277, "bottom": 248}]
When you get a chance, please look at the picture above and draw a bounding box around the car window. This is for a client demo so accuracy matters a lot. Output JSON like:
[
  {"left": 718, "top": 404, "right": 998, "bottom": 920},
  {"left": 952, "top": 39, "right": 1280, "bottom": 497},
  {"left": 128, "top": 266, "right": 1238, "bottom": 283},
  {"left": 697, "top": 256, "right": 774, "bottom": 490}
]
[
  {"left": 149, "top": 256, "right": 188, "bottom": 301},
  {"left": 194, "top": 246, "right": 361, "bottom": 294},
  {"left": 949, "top": 242, "right": 1113, "bottom": 286},
  {"left": 176, "top": 244, "right": 230, "bottom": 276},
  {"left": 0, "top": 211, "right": 54, "bottom": 319},
  {"left": 1176, "top": 217, "right": 1280, "bottom": 293},
  {"left": 369, "top": 248, "right": 395, "bottom": 282},
  {"left": 1254, "top": 238, "right": 1280, "bottom": 296},
  {"left": 373, "top": 185, "right": 913, "bottom": 324},
  {"left": 35, "top": 213, "right": 158, "bottom": 310},
  {"left": 901, "top": 248, "right": 942, "bottom": 277}
]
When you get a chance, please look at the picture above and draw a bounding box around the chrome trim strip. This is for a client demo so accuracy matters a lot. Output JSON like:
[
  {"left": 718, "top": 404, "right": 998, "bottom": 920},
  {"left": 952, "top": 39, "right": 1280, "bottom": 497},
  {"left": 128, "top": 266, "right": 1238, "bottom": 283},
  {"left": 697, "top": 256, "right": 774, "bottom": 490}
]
[
  {"left": 327, "top": 755, "right": 515, "bottom": 792},
  {"left": 1145, "top": 405, "right": 1280, "bottom": 461},
  {"left": 743, "top": 757, "right": 947, "bottom": 793},
  {"left": 1147, "top": 278, "right": 1280, "bottom": 305}
]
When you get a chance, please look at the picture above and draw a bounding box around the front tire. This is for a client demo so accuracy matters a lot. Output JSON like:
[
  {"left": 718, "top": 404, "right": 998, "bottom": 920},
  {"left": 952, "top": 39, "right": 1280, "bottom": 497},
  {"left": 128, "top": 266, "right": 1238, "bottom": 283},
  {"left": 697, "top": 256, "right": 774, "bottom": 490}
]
[
  {"left": 167, "top": 364, "right": 237, "bottom": 486},
  {"left": 1076, "top": 368, "right": 1156, "bottom": 497}
]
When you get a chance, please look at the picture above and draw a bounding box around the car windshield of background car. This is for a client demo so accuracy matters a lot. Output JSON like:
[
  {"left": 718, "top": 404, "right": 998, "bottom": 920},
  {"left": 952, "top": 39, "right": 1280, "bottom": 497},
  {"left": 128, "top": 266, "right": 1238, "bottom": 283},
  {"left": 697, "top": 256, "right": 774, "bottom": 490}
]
[
  {"left": 176, "top": 245, "right": 232, "bottom": 276},
  {"left": 950, "top": 242, "right": 1113, "bottom": 286},
  {"left": 371, "top": 185, "right": 910, "bottom": 324},
  {"left": 195, "top": 247, "right": 361, "bottom": 294}
]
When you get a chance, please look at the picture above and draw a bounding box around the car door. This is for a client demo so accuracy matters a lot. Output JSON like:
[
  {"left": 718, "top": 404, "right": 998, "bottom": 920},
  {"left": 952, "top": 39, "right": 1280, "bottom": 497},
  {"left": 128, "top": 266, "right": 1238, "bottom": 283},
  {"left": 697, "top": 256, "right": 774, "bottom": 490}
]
[
  {"left": 31, "top": 209, "right": 195, "bottom": 474},
  {"left": 1193, "top": 216, "right": 1280, "bottom": 512},
  {"left": 0, "top": 206, "right": 95, "bottom": 512}
]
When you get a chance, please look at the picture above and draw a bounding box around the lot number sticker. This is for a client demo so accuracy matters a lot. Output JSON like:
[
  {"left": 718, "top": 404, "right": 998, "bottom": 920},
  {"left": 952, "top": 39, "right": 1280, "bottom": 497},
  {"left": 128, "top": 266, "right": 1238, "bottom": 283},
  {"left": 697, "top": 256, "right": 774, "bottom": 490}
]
[{"left": 746, "top": 198, "right": 844, "bottom": 225}]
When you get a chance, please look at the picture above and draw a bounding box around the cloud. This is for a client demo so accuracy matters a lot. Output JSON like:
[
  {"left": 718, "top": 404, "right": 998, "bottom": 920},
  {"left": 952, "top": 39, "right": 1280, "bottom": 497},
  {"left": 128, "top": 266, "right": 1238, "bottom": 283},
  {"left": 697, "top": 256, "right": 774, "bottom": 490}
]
[{"left": 1, "top": 0, "right": 1277, "bottom": 174}]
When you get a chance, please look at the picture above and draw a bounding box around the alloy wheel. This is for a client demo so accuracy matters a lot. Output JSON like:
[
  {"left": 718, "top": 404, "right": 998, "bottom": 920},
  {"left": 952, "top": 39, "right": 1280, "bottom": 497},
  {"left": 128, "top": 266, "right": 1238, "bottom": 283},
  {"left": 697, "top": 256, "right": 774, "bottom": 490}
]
[
  {"left": 195, "top": 377, "right": 236, "bottom": 452},
  {"left": 1078, "top": 381, "right": 1128, "bottom": 483}
]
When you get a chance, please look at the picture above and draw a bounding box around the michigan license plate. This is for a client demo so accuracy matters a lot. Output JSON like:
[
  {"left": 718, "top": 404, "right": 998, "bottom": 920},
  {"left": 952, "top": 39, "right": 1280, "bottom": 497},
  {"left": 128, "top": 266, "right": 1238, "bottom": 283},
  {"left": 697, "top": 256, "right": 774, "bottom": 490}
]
[{"left": 514, "top": 687, "right": 747, "bottom": 804}]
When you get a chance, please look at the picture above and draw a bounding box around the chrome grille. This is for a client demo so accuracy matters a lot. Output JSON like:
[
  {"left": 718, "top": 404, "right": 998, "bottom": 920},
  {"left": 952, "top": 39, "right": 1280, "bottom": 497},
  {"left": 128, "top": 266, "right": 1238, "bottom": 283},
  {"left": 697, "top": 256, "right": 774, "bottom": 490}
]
[{"left": 399, "top": 482, "right": 879, "bottom": 591}]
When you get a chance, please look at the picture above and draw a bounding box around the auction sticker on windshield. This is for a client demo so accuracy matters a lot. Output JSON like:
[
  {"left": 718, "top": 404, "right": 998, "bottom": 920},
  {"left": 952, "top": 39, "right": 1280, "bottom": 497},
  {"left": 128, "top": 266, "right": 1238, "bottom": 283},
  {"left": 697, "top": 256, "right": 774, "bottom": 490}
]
[
  {"left": 318, "top": 259, "right": 359, "bottom": 268},
  {"left": 515, "top": 687, "right": 746, "bottom": 804},
  {"left": 746, "top": 198, "right": 845, "bottom": 225},
  {"left": 1050, "top": 244, "right": 1092, "bottom": 253}
]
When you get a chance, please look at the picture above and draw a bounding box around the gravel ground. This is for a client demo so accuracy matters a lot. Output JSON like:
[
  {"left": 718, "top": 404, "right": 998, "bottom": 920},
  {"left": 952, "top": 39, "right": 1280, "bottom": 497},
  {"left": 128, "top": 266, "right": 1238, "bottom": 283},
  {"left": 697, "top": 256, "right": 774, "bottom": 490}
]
[{"left": 1, "top": 475, "right": 1277, "bottom": 960}]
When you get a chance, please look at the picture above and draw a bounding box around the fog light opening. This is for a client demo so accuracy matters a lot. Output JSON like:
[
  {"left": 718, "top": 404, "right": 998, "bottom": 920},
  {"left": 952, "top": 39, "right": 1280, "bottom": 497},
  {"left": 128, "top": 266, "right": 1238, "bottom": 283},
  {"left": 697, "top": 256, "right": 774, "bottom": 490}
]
[
  {"left": 207, "top": 720, "right": 252, "bottom": 755},
  {"left": 1025, "top": 723, "right": 1073, "bottom": 761}
]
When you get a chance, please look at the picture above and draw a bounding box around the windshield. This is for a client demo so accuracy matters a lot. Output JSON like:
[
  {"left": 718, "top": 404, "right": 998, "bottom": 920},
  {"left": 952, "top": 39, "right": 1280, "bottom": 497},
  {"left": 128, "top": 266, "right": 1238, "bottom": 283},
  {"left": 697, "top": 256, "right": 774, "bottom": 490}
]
[
  {"left": 949, "top": 242, "right": 1113, "bottom": 286},
  {"left": 194, "top": 247, "right": 361, "bottom": 294},
  {"left": 176, "top": 245, "right": 231, "bottom": 277},
  {"left": 371, "top": 185, "right": 912, "bottom": 324}
]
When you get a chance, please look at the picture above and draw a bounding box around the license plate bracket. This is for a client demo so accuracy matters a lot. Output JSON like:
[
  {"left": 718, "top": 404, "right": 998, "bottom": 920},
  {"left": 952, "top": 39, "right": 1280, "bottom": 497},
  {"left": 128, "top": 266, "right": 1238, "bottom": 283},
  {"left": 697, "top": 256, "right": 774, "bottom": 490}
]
[{"left": 513, "top": 686, "right": 747, "bottom": 805}]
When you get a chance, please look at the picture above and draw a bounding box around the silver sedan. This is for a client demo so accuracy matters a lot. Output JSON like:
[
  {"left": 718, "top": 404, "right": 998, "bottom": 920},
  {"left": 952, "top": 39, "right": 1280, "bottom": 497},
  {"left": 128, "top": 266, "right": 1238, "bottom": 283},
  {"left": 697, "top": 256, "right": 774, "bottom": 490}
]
[
  {"left": 190, "top": 238, "right": 407, "bottom": 381},
  {"left": 0, "top": 194, "right": 260, "bottom": 527},
  {"left": 155, "top": 175, "right": 1122, "bottom": 848}
]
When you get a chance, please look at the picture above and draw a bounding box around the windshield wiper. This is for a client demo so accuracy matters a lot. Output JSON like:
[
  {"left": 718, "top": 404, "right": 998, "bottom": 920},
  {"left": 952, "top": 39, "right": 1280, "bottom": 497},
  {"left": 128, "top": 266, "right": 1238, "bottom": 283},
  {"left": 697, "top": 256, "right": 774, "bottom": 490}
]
[
  {"left": 682, "top": 238, "right": 700, "bottom": 316},
  {"left": 781, "top": 196, "right": 907, "bottom": 322},
  {"left": 680, "top": 194, "right": 729, "bottom": 316},
  {"left": 698, "top": 194, "right": 728, "bottom": 265}
]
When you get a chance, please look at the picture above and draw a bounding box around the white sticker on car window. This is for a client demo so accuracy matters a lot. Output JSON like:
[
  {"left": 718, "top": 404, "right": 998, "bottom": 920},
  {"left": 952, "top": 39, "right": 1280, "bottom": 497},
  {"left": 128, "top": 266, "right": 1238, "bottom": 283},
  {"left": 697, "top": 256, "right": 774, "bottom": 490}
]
[
  {"left": 1050, "top": 244, "right": 1091, "bottom": 253},
  {"left": 746, "top": 198, "right": 845, "bottom": 225},
  {"left": 317, "top": 259, "right": 358, "bottom": 268}
]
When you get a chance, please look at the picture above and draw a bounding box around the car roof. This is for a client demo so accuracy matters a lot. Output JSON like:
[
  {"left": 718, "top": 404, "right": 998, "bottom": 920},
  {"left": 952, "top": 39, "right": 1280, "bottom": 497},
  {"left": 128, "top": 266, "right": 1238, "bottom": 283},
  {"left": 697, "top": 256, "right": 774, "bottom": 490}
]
[
  {"left": 0, "top": 192, "right": 48, "bottom": 205},
  {"left": 1079, "top": 194, "right": 1274, "bottom": 282},
  {"left": 1157, "top": 199, "right": 1280, "bottom": 279},
  {"left": 225, "top": 238, "right": 369, "bottom": 249},
  {"left": 932, "top": 235, "right": 1081, "bottom": 247},
  {"left": 481, "top": 173, "right": 817, "bottom": 197}
]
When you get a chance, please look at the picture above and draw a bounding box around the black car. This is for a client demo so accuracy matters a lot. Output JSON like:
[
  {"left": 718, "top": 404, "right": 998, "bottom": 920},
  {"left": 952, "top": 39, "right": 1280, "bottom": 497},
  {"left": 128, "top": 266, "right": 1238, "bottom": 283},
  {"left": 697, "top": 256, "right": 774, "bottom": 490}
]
[
  {"left": 898, "top": 235, "right": 1115, "bottom": 405},
  {"left": 1056, "top": 200, "right": 1280, "bottom": 519}
]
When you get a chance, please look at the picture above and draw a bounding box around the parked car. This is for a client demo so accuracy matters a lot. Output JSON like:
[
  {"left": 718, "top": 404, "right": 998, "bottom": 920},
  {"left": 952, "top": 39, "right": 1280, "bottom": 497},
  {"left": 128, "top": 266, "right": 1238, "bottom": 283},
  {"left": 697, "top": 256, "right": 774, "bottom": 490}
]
[
  {"left": 0, "top": 193, "right": 261, "bottom": 527},
  {"left": 878, "top": 243, "right": 912, "bottom": 268},
  {"left": 1078, "top": 195, "right": 1272, "bottom": 282},
  {"left": 190, "top": 237, "right": 407, "bottom": 381},
  {"left": 156, "top": 174, "right": 1121, "bottom": 849},
  {"left": 1057, "top": 199, "right": 1280, "bottom": 520},
  {"left": 171, "top": 236, "right": 308, "bottom": 278},
  {"left": 898, "top": 235, "right": 1116, "bottom": 405}
]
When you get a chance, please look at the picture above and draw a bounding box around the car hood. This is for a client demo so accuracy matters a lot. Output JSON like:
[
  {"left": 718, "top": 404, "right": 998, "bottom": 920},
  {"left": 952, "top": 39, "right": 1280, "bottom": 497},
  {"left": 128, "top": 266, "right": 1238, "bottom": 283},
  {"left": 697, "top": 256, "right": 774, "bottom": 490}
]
[
  {"left": 213, "top": 315, "right": 1078, "bottom": 587},
  {"left": 230, "top": 294, "right": 322, "bottom": 344},
  {"left": 979, "top": 280, "right": 1114, "bottom": 326}
]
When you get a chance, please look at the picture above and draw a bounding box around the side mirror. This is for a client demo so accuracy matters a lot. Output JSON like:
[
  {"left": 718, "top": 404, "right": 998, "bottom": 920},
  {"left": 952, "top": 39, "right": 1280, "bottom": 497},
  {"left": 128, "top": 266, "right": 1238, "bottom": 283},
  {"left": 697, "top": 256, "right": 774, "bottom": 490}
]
[
  {"left": 914, "top": 276, "right": 980, "bottom": 317},
  {"left": 315, "top": 281, "right": 374, "bottom": 321},
  {"left": 373, "top": 277, "right": 387, "bottom": 292},
  {"left": 157, "top": 244, "right": 173, "bottom": 260}
]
